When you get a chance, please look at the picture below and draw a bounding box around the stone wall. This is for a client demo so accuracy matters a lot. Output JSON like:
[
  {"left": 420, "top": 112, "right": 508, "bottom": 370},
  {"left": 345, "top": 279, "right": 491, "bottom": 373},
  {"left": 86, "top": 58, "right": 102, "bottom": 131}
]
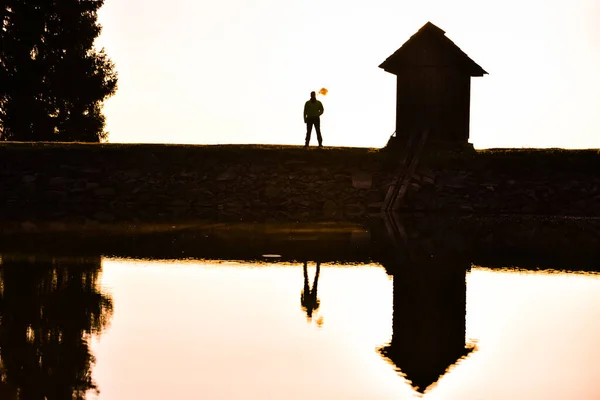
[
  {"left": 0, "top": 143, "right": 388, "bottom": 222},
  {"left": 403, "top": 149, "right": 600, "bottom": 216},
  {"left": 1, "top": 143, "right": 600, "bottom": 222}
]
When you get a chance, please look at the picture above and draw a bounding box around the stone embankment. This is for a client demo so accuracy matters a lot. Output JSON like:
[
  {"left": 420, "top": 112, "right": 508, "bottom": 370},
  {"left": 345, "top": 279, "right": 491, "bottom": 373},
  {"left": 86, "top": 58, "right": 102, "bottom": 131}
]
[
  {"left": 1, "top": 143, "right": 600, "bottom": 224},
  {"left": 403, "top": 149, "right": 600, "bottom": 216},
  {"left": 0, "top": 143, "right": 388, "bottom": 223}
]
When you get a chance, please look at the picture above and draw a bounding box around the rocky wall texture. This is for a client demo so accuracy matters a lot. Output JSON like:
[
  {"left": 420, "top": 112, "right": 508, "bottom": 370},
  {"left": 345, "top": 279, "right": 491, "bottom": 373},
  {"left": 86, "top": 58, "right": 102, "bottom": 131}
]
[
  {"left": 1, "top": 143, "right": 600, "bottom": 222},
  {"left": 402, "top": 149, "right": 600, "bottom": 216},
  {"left": 0, "top": 143, "right": 389, "bottom": 222}
]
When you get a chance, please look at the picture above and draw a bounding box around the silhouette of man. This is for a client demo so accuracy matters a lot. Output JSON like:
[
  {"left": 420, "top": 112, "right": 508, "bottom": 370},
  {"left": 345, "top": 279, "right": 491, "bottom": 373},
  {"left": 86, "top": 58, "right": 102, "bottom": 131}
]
[
  {"left": 303, "top": 91, "right": 324, "bottom": 148},
  {"left": 300, "top": 261, "right": 321, "bottom": 320}
]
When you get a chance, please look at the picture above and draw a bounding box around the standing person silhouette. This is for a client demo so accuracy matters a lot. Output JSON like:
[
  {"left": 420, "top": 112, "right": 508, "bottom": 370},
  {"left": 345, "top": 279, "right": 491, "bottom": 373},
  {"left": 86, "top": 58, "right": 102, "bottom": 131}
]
[
  {"left": 303, "top": 91, "right": 324, "bottom": 148},
  {"left": 300, "top": 261, "right": 321, "bottom": 321}
]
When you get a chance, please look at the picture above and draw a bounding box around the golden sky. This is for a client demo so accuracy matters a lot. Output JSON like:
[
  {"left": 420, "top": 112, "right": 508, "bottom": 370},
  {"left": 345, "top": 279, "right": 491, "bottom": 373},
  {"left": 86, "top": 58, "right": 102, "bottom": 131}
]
[{"left": 96, "top": 0, "right": 600, "bottom": 149}]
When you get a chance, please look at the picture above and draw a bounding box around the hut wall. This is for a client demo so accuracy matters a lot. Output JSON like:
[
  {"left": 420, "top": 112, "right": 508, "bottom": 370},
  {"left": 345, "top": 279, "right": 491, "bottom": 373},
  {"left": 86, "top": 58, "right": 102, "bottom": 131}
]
[{"left": 396, "top": 67, "right": 471, "bottom": 144}]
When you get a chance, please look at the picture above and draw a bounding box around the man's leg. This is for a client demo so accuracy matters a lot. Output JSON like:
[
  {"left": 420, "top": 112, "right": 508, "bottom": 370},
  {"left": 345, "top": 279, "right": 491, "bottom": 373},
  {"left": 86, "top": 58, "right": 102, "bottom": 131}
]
[
  {"left": 305, "top": 120, "right": 313, "bottom": 147},
  {"left": 314, "top": 118, "right": 323, "bottom": 147}
]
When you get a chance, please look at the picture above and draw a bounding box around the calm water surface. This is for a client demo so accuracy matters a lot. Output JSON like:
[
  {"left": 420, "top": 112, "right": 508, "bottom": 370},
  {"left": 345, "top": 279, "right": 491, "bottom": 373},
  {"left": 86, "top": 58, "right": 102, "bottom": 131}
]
[{"left": 1, "top": 256, "right": 599, "bottom": 399}]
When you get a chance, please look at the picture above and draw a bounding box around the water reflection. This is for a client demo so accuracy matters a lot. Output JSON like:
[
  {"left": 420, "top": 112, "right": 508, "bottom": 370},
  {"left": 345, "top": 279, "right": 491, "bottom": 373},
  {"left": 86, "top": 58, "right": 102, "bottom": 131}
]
[
  {"left": 379, "top": 253, "right": 474, "bottom": 393},
  {"left": 92, "top": 260, "right": 401, "bottom": 400},
  {"left": 2, "top": 217, "right": 600, "bottom": 399},
  {"left": 0, "top": 255, "right": 113, "bottom": 399},
  {"left": 300, "top": 261, "right": 322, "bottom": 325},
  {"left": 375, "top": 213, "right": 476, "bottom": 394}
]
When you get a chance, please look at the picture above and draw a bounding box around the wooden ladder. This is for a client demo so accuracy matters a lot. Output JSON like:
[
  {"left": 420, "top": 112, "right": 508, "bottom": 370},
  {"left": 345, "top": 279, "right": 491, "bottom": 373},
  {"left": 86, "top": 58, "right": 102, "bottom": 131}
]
[{"left": 381, "top": 129, "right": 429, "bottom": 213}]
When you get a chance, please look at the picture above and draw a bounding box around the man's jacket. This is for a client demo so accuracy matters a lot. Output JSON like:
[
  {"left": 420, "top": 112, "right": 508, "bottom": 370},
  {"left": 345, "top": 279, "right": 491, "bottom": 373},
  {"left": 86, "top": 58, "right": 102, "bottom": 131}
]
[{"left": 304, "top": 100, "right": 324, "bottom": 119}]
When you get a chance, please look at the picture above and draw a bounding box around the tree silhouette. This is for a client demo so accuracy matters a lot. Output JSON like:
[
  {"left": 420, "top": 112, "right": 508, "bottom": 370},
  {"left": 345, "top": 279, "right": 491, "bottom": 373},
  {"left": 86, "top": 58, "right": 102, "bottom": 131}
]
[
  {"left": 0, "top": 255, "right": 113, "bottom": 399},
  {"left": 0, "top": 0, "right": 118, "bottom": 142}
]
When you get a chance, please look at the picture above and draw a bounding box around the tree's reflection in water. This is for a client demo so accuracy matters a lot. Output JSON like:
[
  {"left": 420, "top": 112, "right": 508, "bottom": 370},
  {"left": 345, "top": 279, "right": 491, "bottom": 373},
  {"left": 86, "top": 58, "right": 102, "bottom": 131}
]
[
  {"left": 0, "top": 215, "right": 596, "bottom": 398},
  {"left": 0, "top": 255, "right": 113, "bottom": 399}
]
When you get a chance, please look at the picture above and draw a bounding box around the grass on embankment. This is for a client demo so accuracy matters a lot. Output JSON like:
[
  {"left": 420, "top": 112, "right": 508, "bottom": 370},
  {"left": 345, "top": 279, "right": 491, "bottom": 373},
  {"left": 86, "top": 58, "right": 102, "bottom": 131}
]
[
  {"left": 0, "top": 142, "right": 386, "bottom": 172},
  {"left": 0, "top": 141, "right": 378, "bottom": 159},
  {"left": 1, "top": 141, "right": 599, "bottom": 173},
  {"left": 424, "top": 147, "right": 600, "bottom": 173}
]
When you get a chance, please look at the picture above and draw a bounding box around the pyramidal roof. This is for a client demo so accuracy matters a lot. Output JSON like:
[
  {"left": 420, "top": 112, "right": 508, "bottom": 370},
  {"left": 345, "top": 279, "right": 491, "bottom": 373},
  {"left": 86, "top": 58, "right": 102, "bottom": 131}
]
[
  {"left": 379, "top": 22, "right": 487, "bottom": 76},
  {"left": 379, "top": 343, "right": 476, "bottom": 394}
]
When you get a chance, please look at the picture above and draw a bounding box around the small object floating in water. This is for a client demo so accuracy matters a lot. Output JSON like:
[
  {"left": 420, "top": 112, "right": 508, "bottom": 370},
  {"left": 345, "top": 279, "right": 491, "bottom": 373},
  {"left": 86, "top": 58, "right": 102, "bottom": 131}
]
[{"left": 262, "top": 254, "right": 282, "bottom": 258}]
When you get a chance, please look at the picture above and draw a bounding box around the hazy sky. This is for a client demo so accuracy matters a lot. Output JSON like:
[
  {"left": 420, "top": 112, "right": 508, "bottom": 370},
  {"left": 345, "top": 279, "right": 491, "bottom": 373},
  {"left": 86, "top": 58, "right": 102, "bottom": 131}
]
[{"left": 96, "top": 0, "right": 600, "bottom": 149}]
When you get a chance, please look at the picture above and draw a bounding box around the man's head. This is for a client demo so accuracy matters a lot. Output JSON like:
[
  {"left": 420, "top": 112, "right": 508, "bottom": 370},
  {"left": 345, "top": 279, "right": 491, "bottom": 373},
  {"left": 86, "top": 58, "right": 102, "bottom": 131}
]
[{"left": 310, "top": 91, "right": 316, "bottom": 101}]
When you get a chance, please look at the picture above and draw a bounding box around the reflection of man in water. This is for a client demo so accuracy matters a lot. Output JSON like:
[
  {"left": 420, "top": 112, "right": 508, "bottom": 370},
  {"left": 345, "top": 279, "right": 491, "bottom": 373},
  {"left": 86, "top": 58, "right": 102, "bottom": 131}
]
[
  {"left": 303, "top": 91, "right": 324, "bottom": 148},
  {"left": 300, "top": 261, "right": 321, "bottom": 320}
]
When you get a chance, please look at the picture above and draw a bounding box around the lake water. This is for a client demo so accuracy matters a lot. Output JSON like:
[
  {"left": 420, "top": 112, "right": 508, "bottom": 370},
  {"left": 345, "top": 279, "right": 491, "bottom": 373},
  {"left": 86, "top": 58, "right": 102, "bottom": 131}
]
[
  {"left": 1, "top": 219, "right": 600, "bottom": 399},
  {"left": 1, "top": 255, "right": 599, "bottom": 400}
]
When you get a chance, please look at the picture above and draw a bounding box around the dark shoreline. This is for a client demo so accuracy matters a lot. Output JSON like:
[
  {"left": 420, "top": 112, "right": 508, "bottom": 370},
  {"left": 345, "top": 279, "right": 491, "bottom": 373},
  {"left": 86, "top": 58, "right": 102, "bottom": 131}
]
[{"left": 1, "top": 214, "right": 599, "bottom": 273}]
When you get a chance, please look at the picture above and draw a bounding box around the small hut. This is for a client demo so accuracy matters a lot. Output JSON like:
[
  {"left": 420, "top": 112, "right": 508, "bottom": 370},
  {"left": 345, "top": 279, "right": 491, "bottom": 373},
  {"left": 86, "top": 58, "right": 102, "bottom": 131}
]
[{"left": 379, "top": 22, "right": 487, "bottom": 148}]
